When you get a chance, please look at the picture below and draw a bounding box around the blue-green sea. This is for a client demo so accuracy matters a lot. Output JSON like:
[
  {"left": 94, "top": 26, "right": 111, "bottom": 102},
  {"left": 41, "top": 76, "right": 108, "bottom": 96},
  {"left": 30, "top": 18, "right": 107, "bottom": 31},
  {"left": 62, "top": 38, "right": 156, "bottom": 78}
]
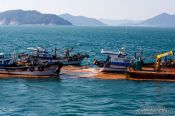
[{"left": 0, "top": 26, "right": 175, "bottom": 115}]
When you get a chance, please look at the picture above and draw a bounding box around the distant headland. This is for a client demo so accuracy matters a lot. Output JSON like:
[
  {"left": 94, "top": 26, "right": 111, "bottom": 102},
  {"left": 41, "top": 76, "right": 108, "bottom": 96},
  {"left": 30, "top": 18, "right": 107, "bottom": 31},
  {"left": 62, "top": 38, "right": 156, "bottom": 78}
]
[{"left": 0, "top": 10, "right": 175, "bottom": 27}]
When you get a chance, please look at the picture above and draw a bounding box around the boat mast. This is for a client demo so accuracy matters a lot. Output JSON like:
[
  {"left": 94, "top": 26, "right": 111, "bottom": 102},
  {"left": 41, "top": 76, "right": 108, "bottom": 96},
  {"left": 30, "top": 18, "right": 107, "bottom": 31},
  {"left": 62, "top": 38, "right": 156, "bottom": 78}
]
[
  {"left": 124, "top": 25, "right": 127, "bottom": 49},
  {"left": 54, "top": 48, "right": 58, "bottom": 58},
  {"left": 12, "top": 49, "right": 17, "bottom": 62}
]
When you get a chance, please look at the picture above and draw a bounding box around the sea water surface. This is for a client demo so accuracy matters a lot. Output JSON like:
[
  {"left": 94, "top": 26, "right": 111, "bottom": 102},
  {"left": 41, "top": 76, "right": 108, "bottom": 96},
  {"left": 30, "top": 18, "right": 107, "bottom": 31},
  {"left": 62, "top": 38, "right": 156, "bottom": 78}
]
[{"left": 0, "top": 26, "right": 175, "bottom": 115}]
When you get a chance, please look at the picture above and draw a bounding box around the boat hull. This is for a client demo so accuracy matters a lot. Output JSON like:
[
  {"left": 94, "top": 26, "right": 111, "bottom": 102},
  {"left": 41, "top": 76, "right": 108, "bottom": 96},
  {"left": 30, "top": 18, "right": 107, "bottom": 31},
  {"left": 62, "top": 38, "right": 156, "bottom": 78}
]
[
  {"left": 0, "top": 65, "right": 59, "bottom": 76},
  {"left": 38, "top": 59, "right": 84, "bottom": 66},
  {"left": 60, "top": 60, "right": 82, "bottom": 65},
  {"left": 127, "top": 67, "right": 175, "bottom": 81},
  {"left": 100, "top": 66, "right": 127, "bottom": 73}
]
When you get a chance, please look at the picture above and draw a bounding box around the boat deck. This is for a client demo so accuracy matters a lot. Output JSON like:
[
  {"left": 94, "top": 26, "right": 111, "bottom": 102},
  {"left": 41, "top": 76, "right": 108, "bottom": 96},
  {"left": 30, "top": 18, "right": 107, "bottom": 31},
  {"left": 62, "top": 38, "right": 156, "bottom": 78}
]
[{"left": 127, "top": 67, "right": 175, "bottom": 81}]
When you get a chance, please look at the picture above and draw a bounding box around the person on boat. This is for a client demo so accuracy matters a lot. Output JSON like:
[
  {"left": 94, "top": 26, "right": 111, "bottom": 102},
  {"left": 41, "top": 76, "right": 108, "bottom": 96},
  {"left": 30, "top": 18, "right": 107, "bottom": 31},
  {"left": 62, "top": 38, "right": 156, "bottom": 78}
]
[
  {"left": 106, "top": 56, "right": 110, "bottom": 62},
  {"left": 169, "top": 58, "right": 174, "bottom": 67},
  {"left": 155, "top": 59, "right": 161, "bottom": 71},
  {"left": 104, "top": 56, "right": 111, "bottom": 67},
  {"left": 64, "top": 49, "right": 70, "bottom": 57},
  {"left": 161, "top": 56, "right": 167, "bottom": 67},
  {"left": 55, "top": 63, "right": 63, "bottom": 75}
]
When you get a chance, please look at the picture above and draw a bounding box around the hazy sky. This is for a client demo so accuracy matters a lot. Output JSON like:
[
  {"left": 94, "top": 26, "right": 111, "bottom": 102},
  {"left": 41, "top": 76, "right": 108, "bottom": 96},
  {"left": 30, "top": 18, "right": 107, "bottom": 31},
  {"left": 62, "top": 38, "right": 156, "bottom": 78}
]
[{"left": 0, "top": 0, "right": 175, "bottom": 20}]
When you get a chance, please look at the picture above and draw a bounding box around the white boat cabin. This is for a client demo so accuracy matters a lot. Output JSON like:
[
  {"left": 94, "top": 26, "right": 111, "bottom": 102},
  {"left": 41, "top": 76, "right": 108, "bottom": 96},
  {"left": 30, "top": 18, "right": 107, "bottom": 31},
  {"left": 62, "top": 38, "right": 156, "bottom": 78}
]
[
  {"left": 101, "top": 47, "right": 130, "bottom": 66},
  {"left": 27, "top": 47, "right": 52, "bottom": 58}
]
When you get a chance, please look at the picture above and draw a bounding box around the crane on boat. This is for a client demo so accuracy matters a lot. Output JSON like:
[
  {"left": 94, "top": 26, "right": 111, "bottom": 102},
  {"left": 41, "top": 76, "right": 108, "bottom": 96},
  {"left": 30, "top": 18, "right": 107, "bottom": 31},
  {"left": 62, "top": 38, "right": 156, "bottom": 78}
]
[{"left": 155, "top": 50, "right": 174, "bottom": 71}]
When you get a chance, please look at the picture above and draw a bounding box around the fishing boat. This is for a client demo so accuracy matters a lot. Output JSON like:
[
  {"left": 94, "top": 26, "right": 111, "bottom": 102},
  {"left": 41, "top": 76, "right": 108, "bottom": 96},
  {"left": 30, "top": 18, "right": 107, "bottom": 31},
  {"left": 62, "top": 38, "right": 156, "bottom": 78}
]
[
  {"left": 53, "top": 47, "right": 89, "bottom": 65},
  {"left": 19, "top": 47, "right": 89, "bottom": 66},
  {"left": 93, "top": 47, "right": 131, "bottom": 72},
  {"left": 127, "top": 50, "right": 175, "bottom": 81},
  {"left": 0, "top": 64, "right": 62, "bottom": 76},
  {"left": 127, "top": 67, "right": 175, "bottom": 81},
  {"left": 0, "top": 52, "right": 63, "bottom": 77}
]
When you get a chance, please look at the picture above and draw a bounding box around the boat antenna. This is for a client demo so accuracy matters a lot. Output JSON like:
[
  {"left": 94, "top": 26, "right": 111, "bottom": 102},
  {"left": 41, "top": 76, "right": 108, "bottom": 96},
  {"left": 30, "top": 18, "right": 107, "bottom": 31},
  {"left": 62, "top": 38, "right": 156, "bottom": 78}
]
[
  {"left": 54, "top": 47, "right": 57, "bottom": 58},
  {"left": 37, "top": 48, "right": 40, "bottom": 57},
  {"left": 123, "top": 24, "right": 127, "bottom": 50},
  {"left": 138, "top": 46, "right": 143, "bottom": 60},
  {"left": 12, "top": 49, "right": 17, "bottom": 62}
]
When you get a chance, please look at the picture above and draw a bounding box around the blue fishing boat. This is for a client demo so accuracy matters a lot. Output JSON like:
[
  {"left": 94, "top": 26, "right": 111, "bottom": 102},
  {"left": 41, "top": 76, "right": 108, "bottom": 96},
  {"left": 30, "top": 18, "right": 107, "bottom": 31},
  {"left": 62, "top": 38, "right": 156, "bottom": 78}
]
[{"left": 94, "top": 47, "right": 131, "bottom": 72}]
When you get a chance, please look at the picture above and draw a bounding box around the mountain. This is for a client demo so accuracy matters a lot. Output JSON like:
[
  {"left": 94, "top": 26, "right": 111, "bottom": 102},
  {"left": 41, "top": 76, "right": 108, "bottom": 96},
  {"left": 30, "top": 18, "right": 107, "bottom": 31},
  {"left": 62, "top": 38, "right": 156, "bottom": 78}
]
[
  {"left": 60, "top": 14, "right": 106, "bottom": 26},
  {"left": 139, "top": 13, "right": 175, "bottom": 27},
  {"left": 0, "top": 10, "right": 72, "bottom": 25},
  {"left": 100, "top": 13, "right": 175, "bottom": 27},
  {"left": 99, "top": 19, "right": 142, "bottom": 26},
  {"left": 1, "top": 10, "right": 174, "bottom": 27}
]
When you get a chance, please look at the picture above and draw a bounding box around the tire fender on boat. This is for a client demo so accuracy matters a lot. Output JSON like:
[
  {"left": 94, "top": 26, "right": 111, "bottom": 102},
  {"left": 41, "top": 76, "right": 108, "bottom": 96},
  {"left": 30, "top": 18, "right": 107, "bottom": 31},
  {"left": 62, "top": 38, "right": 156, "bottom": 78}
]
[
  {"left": 38, "top": 66, "right": 45, "bottom": 71},
  {"left": 68, "top": 57, "right": 72, "bottom": 61},
  {"left": 105, "top": 63, "right": 110, "bottom": 68},
  {"left": 99, "top": 63, "right": 104, "bottom": 67},
  {"left": 22, "top": 68, "right": 27, "bottom": 71},
  {"left": 45, "top": 65, "right": 50, "bottom": 68},
  {"left": 29, "top": 67, "right": 35, "bottom": 72}
]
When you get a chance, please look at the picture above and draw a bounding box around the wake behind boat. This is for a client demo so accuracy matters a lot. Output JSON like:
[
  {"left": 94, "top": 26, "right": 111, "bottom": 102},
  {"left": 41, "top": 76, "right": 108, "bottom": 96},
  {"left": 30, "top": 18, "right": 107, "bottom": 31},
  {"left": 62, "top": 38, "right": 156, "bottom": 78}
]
[{"left": 94, "top": 47, "right": 131, "bottom": 72}]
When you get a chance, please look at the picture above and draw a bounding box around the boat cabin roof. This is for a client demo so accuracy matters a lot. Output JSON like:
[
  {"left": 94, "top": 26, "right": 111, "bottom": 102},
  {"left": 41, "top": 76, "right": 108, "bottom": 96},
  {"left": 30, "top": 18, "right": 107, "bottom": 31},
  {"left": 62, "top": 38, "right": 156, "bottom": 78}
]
[
  {"left": 27, "top": 47, "right": 46, "bottom": 52},
  {"left": 0, "top": 53, "right": 4, "bottom": 56},
  {"left": 101, "top": 49, "right": 127, "bottom": 56},
  {"left": 0, "top": 53, "right": 5, "bottom": 58}
]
